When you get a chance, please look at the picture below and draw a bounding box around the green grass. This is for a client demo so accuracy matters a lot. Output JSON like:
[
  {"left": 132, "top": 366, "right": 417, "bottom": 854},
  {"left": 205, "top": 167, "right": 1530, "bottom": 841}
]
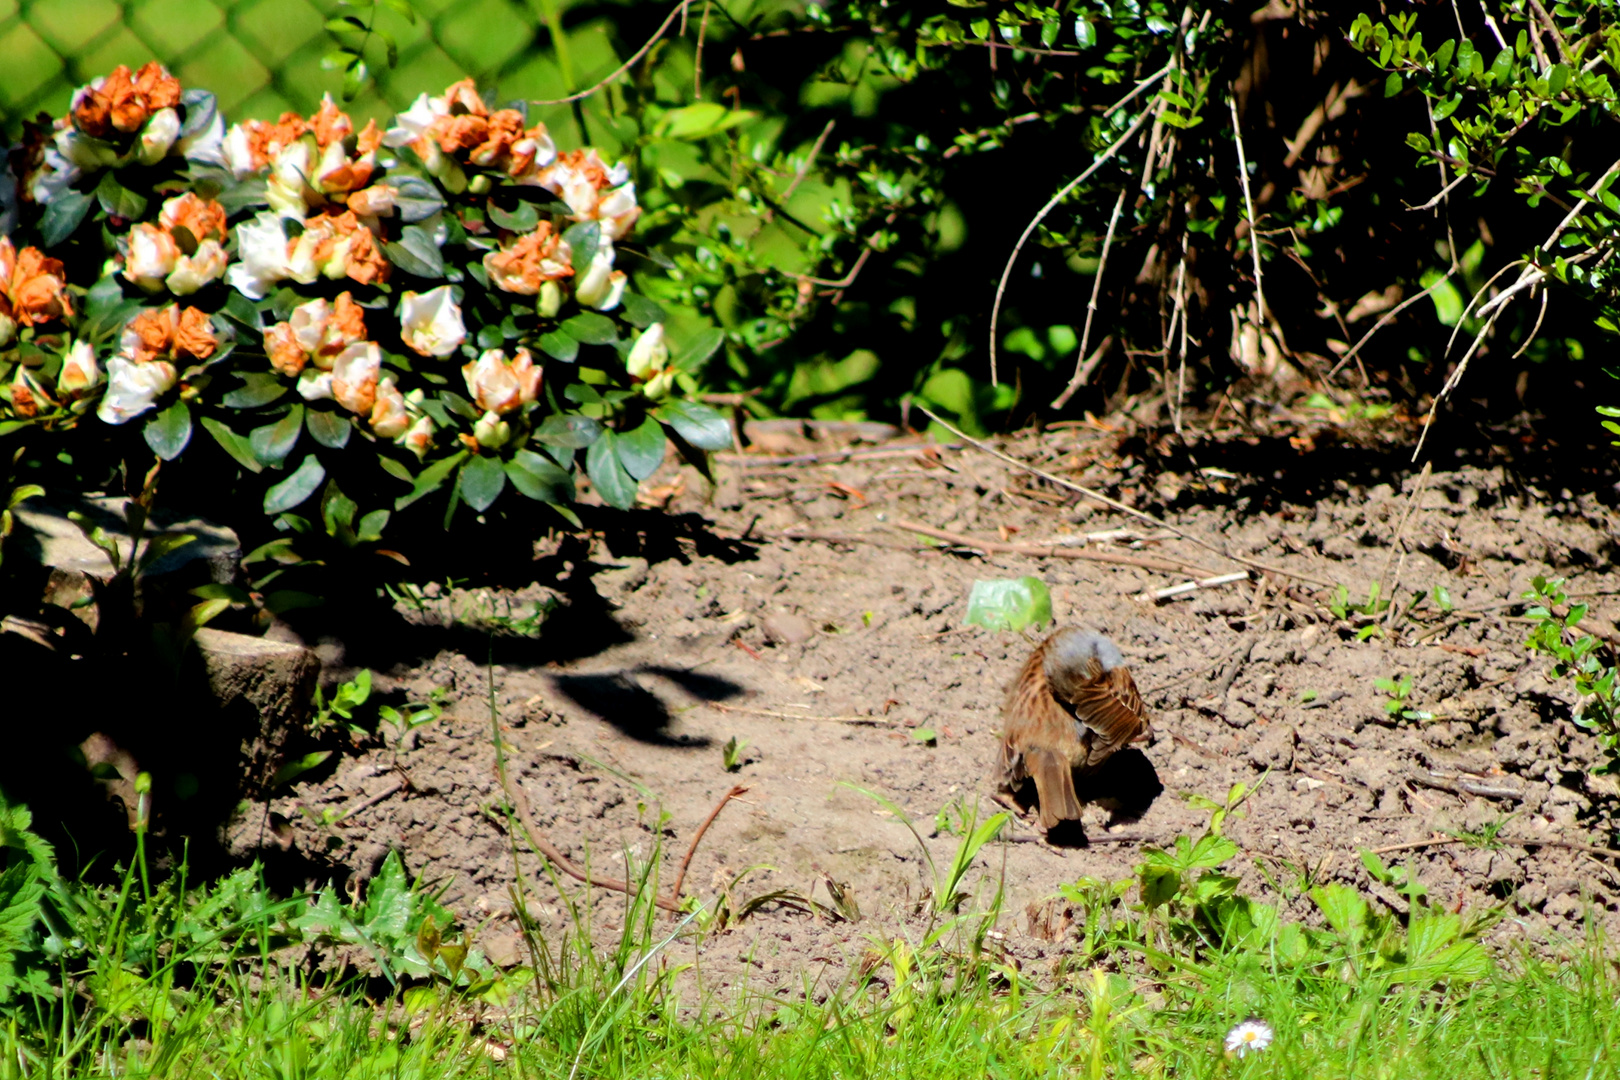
[{"left": 5, "top": 766, "right": 1620, "bottom": 1080}]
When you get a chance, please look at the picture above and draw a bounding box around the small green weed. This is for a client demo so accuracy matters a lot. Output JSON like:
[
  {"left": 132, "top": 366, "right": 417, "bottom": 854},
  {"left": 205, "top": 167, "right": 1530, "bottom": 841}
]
[{"left": 1524, "top": 575, "right": 1620, "bottom": 772}]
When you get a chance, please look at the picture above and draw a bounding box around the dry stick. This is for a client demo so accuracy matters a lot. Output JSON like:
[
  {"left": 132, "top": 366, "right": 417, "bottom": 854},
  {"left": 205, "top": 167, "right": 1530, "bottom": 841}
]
[
  {"left": 706, "top": 701, "right": 899, "bottom": 725},
  {"left": 532, "top": 0, "right": 693, "bottom": 105},
  {"left": 1052, "top": 186, "right": 1128, "bottom": 408},
  {"left": 1413, "top": 154, "right": 1620, "bottom": 462},
  {"left": 1145, "top": 571, "right": 1249, "bottom": 602},
  {"left": 1378, "top": 461, "right": 1432, "bottom": 630},
  {"left": 498, "top": 765, "right": 683, "bottom": 913},
  {"left": 911, "top": 403, "right": 1337, "bottom": 588},
  {"left": 988, "top": 64, "right": 1172, "bottom": 386},
  {"left": 891, "top": 519, "right": 1220, "bottom": 576},
  {"left": 335, "top": 777, "right": 406, "bottom": 823},
  {"left": 1171, "top": 258, "right": 1190, "bottom": 434},
  {"left": 1371, "top": 835, "right": 1620, "bottom": 862},
  {"left": 669, "top": 784, "right": 749, "bottom": 905},
  {"left": 692, "top": 0, "right": 711, "bottom": 97},
  {"left": 1326, "top": 270, "right": 1457, "bottom": 379},
  {"left": 1229, "top": 94, "right": 1267, "bottom": 324},
  {"left": 774, "top": 119, "right": 835, "bottom": 210}
]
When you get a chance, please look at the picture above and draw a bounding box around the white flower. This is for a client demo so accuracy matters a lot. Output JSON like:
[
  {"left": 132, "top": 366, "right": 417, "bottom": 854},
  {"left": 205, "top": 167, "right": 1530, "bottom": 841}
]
[
  {"left": 370, "top": 376, "right": 409, "bottom": 437},
  {"left": 222, "top": 123, "right": 259, "bottom": 179},
  {"left": 400, "top": 414, "right": 434, "bottom": 459},
  {"left": 596, "top": 182, "right": 640, "bottom": 240},
  {"left": 347, "top": 183, "right": 397, "bottom": 217},
  {"left": 626, "top": 323, "right": 668, "bottom": 380},
  {"left": 178, "top": 108, "right": 228, "bottom": 168},
  {"left": 330, "top": 340, "right": 381, "bottom": 415},
  {"left": 58, "top": 339, "right": 101, "bottom": 394},
  {"left": 296, "top": 369, "right": 334, "bottom": 402},
  {"left": 124, "top": 224, "right": 180, "bottom": 292},
  {"left": 226, "top": 212, "right": 292, "bottom": 299},
  {"left": 97, "top": 357, "right": 177, "bottom": 424},
  {"left": 288, "top": 298, "right": 332, "bottom": 355},
  {"left": 462, "top": 347, "right": 540, "bottom": 415},
  {"left": 382, "top": 92, "right": 441, "bottom": 149},
  {"left": 398, "top": 286, "right": 466, "bottom": 357},
  {"left": 166, "top": 239, "right": 228, "bottom": 295},
  {"left": 138, "top": 107, "right": 181, "bottom": 165},
  {"left": 1224, "top": 1019, "right": 1273, "bottom": 1058},
  {"left": 268, "top": 139, "right": 314, "bottom": 217},
  {"left": 573, "top": 242, "right": 626, "bottom": 311}
]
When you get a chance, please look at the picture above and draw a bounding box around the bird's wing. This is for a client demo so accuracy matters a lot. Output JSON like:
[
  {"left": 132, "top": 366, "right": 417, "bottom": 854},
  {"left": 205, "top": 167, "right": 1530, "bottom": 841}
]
[{"left": 1068, "top": 665, "right": 1148, "bottom": 770}]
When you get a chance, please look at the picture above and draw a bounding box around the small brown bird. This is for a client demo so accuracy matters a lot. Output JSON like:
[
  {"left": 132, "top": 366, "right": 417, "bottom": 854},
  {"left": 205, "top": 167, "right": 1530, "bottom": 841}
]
[{"left": 996, "top": 628, "right": 1152, "bottom": 830}]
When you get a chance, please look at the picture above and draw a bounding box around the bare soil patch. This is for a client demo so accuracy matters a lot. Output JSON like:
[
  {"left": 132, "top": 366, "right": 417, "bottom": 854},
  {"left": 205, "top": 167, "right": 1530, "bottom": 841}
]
[{"left": 233, "top": 423, "right": 1620, "bottom": 989}]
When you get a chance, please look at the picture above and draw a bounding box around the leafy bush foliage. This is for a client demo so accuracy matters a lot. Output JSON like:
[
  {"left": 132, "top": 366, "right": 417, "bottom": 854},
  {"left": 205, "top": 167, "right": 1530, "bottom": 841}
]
[{"left": 0, "top": 61, "right": 735, "bottom": 572}]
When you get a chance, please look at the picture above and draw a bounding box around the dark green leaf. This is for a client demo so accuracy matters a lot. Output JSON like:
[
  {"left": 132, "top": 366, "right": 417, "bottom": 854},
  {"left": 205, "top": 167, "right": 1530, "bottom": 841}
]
[
  {"left": 384, "top": 224, "right": 445, "bottom": 278},
  {"left": 506, "top": 449, "right": 574, "bottom": 503},
  {"left": 40, "top": 190, "right": 94, "bottom": 247},
  {"left": 378, "top": 455, "right": 414, "bottom": 483},
  {"left": 536, "top": 413, "right": 602, "bottom": 448},
  {"left": 677, "top": 327, "right": 726, "bottom": 368},
  {"left": 95, "top": 171, "right": 148, "bottom": 219},
  {"left": 223, "top": 372, "right": 288, "bottom": 409},
  {"left": 538, "top": 329, "right": 579, "bottom": 363},
  {"left": 586, "top": 434, "right": 638, "bottom": 509},
  {"left": 395, "top": 451, "right": 468, "bottom": 510},
  {"left": 200, "top": 417, "right": 264, "bottom": 473},
  {"left": 264, "top": 455, "right": 326, "bottom": 514},
  {"left": 221, "top": 291, "right": 263, "bottom": 331},
  {"left": 179, "top": 88, "right": 218, "bottom": 139},
  {"left": 561, "top": 221, "right": 601, "bottom": 273},
  {"left": 250, "top": 404, "right": 305, "bottom": 465},
  {"left": 615, "top": 416, "right": 667, "bottom": 481},
  {"left": 357, "top": 509, "right": 390, "bottom": 540},
  {"left": 620, "top": 293, "right": 665, "bottom": 328},
  {"left": 271, "top": 750, "right": 332, "bottom": 789},
  {"left": 306, "top": 408, "right": 352, "bottom": 449},
  {"left": 560, "top": 312, "right": 618, "bottom": 345},
  {"left": 392, "top": 175, "right": 444, "bottom": 223},
  {"left": 143, "top": 400, "right": 192, "bottom": 461},
  {"left": 656, "top": 399, "right": 732, "bottom": 450},
  {"left": 320, "top": 479, "right": 359, "bottom": 538},
  {"left": 460, "top": 455, "right": 507, "bottom": 512},
  {"left": 439, "top": 391, "right": 479, "bottom": 420},
  {"left": 487, "top": 200, "right": 539, "bottom": 233}
]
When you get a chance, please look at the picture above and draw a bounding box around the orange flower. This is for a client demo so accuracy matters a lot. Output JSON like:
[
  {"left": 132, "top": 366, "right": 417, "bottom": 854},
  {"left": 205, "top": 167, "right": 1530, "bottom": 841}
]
[
  {"left": 160, "top": 192, "right": 227, "bottom": 243},
  {"left": 0, "top": 238, "right": 73, "bottom": 327},
  {"left": 227, "top": 111, "right": 309, "bottom": 174},
  {"left": 72, "top": 63, "right": 181, "bottom": 138},
  {"left": 265, "top": 322, "right": 307, "bottom": 377},
  {"left": 384, "top": 78, "right": 556, "bottom": 180},
  {"left": 483, "top": 222, "right": 573, "bottom": 295},
  {"left": 174, "top": 306, "right": 217, "bottom": 361},
  {"left": 326, "top": 292, "right": 368, "bottom": 352},
  {"left": 121, "top": 305, "right": 216, "bottom": 364}
]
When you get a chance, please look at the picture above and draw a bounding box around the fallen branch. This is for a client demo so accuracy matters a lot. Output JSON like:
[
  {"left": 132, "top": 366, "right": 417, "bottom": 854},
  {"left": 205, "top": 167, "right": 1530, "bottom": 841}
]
[
  {"left": 706, "top": 701, "right": 899, "bottom": 726},
  {"left": 670, "top": 784, "right": 750, "bottom": 906},
  {"left": 911, "top": 404, "right": 1336, "bottom": 588},
  {"left": 1369, "top": 835, "right": 1620, "bottom": 862},
  {"left": 1408, "top": 769, "right": 1525, "bottom": 802},
  {"left": 1141, "top": 571, "right": 1250, "bottom": 602},
  {"left": 891, "top": 519, "right": 1218, "bottom": 576}
]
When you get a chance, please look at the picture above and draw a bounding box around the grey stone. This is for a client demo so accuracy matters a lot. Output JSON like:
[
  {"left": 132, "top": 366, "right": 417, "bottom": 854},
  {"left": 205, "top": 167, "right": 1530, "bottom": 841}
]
[
  {"left": 14, "top": 495, "right": 239, "bottom": 583},
  {"left": 761, "top": 612, "right": 815, "bottom": 645},
  {"left": 194, "top": 628, "right": 320, "bottom": 795}
]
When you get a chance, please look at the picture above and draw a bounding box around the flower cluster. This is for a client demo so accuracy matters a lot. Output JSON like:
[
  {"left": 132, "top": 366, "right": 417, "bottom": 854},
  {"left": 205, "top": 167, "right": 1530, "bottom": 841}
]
[{"left": 0, "top": 65, "right": 734, "bottom": 537}]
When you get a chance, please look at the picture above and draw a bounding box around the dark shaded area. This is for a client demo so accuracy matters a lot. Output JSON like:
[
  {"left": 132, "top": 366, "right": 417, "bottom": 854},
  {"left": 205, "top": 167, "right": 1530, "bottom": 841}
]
[
  {"left": 1002, "top": 748, "right": 1164, "bottom": 848},
  {"left": 548, "top": 662, "right": 744, "bottom": 747}
]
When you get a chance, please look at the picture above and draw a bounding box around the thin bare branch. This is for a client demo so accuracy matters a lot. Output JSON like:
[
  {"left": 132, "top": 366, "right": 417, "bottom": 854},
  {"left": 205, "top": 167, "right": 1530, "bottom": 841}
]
[
  {"left": 988, "top": 64, "right": 1172, "bottom": 386},
  {"left": 1052, "top": 187, "right": 1127, "bottom": 408},
  {"left": 532, "top": 0, "right": 694, "bottom": 106},
  {"left": 1229, "top": 94, "right": 1267, "bottom": 323}
]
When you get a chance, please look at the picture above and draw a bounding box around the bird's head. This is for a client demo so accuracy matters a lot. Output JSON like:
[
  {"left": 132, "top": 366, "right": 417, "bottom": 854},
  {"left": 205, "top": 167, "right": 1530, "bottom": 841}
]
[{"left": 1042, "top": 628, "right": 1125, "bottom": 696}]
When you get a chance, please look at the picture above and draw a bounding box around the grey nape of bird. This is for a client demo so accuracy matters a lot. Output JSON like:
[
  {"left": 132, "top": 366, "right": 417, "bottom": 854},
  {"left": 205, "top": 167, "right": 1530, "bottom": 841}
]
[{"left": 995, "top": 626, "right": 1151, "bottom": 832}]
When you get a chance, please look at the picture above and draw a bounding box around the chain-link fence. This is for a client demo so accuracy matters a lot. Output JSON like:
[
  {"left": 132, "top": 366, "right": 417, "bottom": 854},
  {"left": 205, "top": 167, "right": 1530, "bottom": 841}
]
[{"left": 0, "top": 0, "right": 610, "bottom": 134}]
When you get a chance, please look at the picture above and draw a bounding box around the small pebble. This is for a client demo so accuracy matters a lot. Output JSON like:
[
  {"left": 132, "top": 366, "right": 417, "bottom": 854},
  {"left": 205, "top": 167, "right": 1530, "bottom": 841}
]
[{"left": 762, "top": 612, "right": 814, "bottom": 645}]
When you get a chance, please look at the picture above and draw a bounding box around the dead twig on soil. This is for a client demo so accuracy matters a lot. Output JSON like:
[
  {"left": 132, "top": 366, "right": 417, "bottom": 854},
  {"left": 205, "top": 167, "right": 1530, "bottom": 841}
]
[
  {"left": 1370, "top": 834, "right": 1620, "bottom": 863},
  {"left": 498, "top": 761, "right": 742, "bottom": 915},
  {"left": 670, "top": 785, "right": 750, "bottom": 906},
  {"left": 911, "top": 404, "right": 1335, "bottom": 588},
  {"left": 335, "top": 776, "right": 406, "bottom": 823},
  {"left": 890, "top": 519, "right": 1220, "bottom": 576},
  {"left": 705, "top": 701, "right": 900, "bottom": 725},
  {"left": 1408, "top": 769, "right": 1525, "bottom": 802}
]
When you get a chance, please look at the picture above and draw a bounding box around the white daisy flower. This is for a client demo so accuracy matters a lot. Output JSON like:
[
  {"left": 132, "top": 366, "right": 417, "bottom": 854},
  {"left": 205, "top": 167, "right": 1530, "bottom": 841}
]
[{"left": 1224, "top": 1018, "right": 1273, "bottom": 1057}]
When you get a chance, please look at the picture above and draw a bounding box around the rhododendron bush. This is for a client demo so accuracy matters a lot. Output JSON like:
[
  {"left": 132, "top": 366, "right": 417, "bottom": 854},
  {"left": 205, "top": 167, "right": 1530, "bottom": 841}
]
[{"left": 0, "top": 63, "right": 731, "bottom": 554}]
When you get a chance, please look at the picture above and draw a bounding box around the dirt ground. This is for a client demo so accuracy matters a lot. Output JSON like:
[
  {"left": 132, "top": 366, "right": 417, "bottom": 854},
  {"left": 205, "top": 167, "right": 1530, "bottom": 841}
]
[{"left": 231, "top": 417, "right": 1620, "bottom": 989}]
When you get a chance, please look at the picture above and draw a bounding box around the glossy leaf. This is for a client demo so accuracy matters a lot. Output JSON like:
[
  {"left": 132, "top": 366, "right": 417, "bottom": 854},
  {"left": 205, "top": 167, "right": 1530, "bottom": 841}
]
[
  {"left": 585, "top": 434, "right": 637, "bottom": 509},
  {"left": 264, "top": 455, "right": 326, "bottom": 514},
  {"left": 143, "top": 400, "right": 193, "bottom": 461}
]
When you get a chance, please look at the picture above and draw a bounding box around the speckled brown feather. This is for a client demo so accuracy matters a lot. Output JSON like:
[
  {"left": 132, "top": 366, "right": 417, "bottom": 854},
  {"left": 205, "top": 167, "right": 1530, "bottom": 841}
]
[{"left": 996, "top": 631, "right": 1151, "bottom": 829}]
